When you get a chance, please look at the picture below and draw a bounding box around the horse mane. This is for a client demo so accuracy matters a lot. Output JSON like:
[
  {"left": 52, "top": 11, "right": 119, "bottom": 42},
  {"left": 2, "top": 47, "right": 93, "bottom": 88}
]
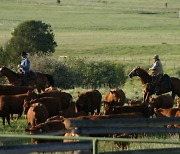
[
  {"left": 136, "top": 66, "right": 152, "bottom": 83},
  {"left": 3, "top": 66, "right": 19, "bottom": 77}
]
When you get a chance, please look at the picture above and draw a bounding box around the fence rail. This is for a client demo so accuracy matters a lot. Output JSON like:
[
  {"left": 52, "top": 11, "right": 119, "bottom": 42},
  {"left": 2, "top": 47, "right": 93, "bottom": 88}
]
[{"left": 0, "top": 117, "right": 180, "bottom": 154}]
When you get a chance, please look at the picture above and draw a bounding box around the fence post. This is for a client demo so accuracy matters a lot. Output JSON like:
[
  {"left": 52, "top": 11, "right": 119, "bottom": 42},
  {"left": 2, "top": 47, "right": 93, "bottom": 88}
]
[{"left": 93, "top": 138, "right": 98, "bottom": 154}]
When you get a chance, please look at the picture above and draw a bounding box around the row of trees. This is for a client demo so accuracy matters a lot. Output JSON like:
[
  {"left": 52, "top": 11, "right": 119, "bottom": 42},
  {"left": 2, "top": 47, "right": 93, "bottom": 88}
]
[{"left": 0, "top": 20, "right": 126, "bottom": 89}]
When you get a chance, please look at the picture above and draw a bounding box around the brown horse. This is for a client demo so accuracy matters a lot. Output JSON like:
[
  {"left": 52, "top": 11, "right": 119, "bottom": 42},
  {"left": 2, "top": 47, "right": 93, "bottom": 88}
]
[
  {"left": 0, "top": 66, "right": 54, "bottom": 93},
  {"left": 128, "top": 66, "right": 180, "bottom": 103}
]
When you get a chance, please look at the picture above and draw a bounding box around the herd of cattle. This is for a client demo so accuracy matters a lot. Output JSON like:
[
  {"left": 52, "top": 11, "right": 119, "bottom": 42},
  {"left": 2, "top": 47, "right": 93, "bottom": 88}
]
[{"left": 0, "top": 84, "right": 180, "bottom": 148}]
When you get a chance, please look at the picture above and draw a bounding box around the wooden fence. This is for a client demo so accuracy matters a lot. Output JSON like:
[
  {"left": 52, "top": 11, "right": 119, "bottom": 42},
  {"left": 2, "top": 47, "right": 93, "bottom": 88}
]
[{"left": 0, "top": 117, "right": 180, "bottom": 154}]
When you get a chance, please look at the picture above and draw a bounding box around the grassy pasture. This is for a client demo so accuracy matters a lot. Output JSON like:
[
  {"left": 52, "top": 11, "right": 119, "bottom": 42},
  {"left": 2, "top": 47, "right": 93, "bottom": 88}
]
[
  {"left": 0, "top": 0, "right": 180, "bottom": 151},
  {"left": 0, "top": 0, "right": 180, "bottom": 74}
]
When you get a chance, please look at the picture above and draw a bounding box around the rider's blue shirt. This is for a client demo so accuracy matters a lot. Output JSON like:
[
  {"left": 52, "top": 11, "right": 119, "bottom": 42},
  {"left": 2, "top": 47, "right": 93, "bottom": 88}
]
[{"left": 20, "top": 57, "right": 30, "bottom": 73}]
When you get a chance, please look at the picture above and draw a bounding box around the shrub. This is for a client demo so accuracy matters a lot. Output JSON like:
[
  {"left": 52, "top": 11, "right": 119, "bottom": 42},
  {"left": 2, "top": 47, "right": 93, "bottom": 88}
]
[{"left": 30, "top": 55, "right": 126, "bottom": 89}]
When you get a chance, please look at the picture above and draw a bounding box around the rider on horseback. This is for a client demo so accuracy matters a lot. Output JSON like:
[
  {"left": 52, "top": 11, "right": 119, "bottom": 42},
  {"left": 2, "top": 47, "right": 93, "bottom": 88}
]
[
  {"left": 149, "top": 55, "right": 163, "bottom": 94},
  {"left": 18, "top": 51, "right": 31, "bottom": 86}
]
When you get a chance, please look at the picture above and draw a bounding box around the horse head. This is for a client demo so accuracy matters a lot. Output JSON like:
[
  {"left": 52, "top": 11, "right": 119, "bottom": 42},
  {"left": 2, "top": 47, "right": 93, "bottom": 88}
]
[
  {"left": 128, "top": 66, "right": 152, "bottom": 83},
  {"left": 128, "top": 66, "right": 141, "bottom": 78}
]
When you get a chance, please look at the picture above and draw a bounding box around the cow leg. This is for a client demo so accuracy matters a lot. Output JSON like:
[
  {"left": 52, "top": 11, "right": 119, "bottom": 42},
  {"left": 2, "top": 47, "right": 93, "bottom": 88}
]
[
  {"left": 91, "top": 110, "right": 94, "bottom": 115},
  {"left": 15, "top": 114, "right": 22, "bottom": 121},
  {"left": 171, "top": 91, "right": 176, "bottom": 100},
  {"left": 143, "top": 92, "right": 147, "bottom": 103},
  {"left": 97, "top": 107, "right": 100, "bottom": 115},
  {"left": 10, "top": 114, "right": 14, "bottom": 120},
  {"left": 2, "top": 117, "right": 5, "bottom": 125},
  {"left": 6, "top": 115, "right": 11, "bottom": 126}
]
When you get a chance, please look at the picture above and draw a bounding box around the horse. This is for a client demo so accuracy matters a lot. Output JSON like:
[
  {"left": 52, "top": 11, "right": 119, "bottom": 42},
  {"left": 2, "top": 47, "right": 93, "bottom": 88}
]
[
  {"left": 0, "top": 66, "right": 54, "bottom": 93},
  {"left": 128, "top": 66, "right": 180, "bottom": 103}
]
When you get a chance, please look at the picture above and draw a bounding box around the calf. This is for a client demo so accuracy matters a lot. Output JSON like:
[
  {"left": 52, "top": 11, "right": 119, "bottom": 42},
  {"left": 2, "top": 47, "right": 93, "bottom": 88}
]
[
  {"left": 104, "top": 89, "right": 126, "bottom": 107},
  {"left": 26, "top": 103, "right": 49, "bottom": 127},
  {"left": 25, "top": 120, "right": 66, "bottom": 144},
  {"left": 75, "top": 90, "right": 102, "bottom": 115}
]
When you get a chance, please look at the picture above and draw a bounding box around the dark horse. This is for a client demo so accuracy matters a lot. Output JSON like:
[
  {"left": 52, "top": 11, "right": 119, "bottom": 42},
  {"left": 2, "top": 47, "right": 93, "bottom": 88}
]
[
  {"left": 128, "top": 66, "right": 180, "bottom": 103},
  {"left": 0, "top": 66, "right": 54, "bottom": 93}
]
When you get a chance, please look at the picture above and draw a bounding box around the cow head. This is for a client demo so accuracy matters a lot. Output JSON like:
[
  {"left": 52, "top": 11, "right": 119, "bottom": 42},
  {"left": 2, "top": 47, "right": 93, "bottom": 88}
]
[
  {"left": 25, "top": 91, "right": 38, "bottom": 102},
  {"left": 110, "top": 90, "right": 121, "bottom": 103},
  {"left": 75, "top": 92, "right": 87, "bottom": 113},
  {"left": 153, "top": 108, "right": 165, "bottom": 117}
]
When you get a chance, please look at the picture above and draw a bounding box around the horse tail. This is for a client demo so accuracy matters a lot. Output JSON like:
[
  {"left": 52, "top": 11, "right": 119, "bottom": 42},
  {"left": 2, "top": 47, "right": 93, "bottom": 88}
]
[{"left": 46, "top": 74, "right": 54, "bottom": 87}]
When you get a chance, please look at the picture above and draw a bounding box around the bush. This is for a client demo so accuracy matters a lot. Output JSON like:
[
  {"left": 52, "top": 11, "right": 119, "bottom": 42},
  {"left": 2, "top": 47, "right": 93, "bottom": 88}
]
[{"left": 30, "top": 55, "right": 126, "bottom": 89}]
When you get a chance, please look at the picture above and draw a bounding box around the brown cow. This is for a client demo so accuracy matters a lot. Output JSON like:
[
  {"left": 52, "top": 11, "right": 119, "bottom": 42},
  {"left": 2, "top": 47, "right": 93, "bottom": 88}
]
[
  {"left": 0, "top": 93, "right": 28, "bottom": 125},
  {"left": 104, "top": 89, "right": 126, "bottom": 107},
  {"left": 64, "top": 113, "right": 143, "bottom": 150},
  {"left": 104, "top": 103, "right": 151, "bottom": 118},
  {"left": 25, "top": 120, "right": 66, "bottom": 144},
  {"left": 154, "top": 108, "right": 180, "bottom": 128},
  {"left": 0, "top": 84, "right": 34, "bottom": 95},
  {"left": 149, "top": 94, "right": 174, "bottom": 115},
  {"left": 59, "top": 102, "right": 86, "bottom": 118},
  {"left": 23, "top": 97, "right": 62, "bottom": 118},
  {"left": 154, "top": 108, "right": 179, "bottom": 118},
  {"left": 0, "top": 85, "right": 35, "bottom": 120},
  {"left": 64, "top": 112, "right": 145, "bottom": 130},
  {"left": 75, "top": 90, "right": 102, "bottom": 115},
  {"left": 25, "top": 90, "right": 73, "bottom": 110},
  {"left": 26, "top": 103, "right": 49, "bottom": 127}
]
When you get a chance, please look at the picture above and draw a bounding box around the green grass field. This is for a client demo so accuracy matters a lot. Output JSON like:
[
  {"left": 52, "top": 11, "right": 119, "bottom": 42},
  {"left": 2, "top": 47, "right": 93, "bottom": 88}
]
[
  {"left": 0, "top": 0, "right": 180, "bottom": 74},
  {"left": 0, "top": 0, "right": 180, "bottom": 151}
]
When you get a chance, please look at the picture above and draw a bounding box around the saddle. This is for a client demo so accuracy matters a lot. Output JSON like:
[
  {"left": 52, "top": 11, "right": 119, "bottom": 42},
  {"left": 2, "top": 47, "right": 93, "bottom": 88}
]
[
  {"left": 152, "top": 74, "right": 172, "bottom": 95},
  {"left": 19, "top": 71, "right": 37, "bottom": 86}
]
